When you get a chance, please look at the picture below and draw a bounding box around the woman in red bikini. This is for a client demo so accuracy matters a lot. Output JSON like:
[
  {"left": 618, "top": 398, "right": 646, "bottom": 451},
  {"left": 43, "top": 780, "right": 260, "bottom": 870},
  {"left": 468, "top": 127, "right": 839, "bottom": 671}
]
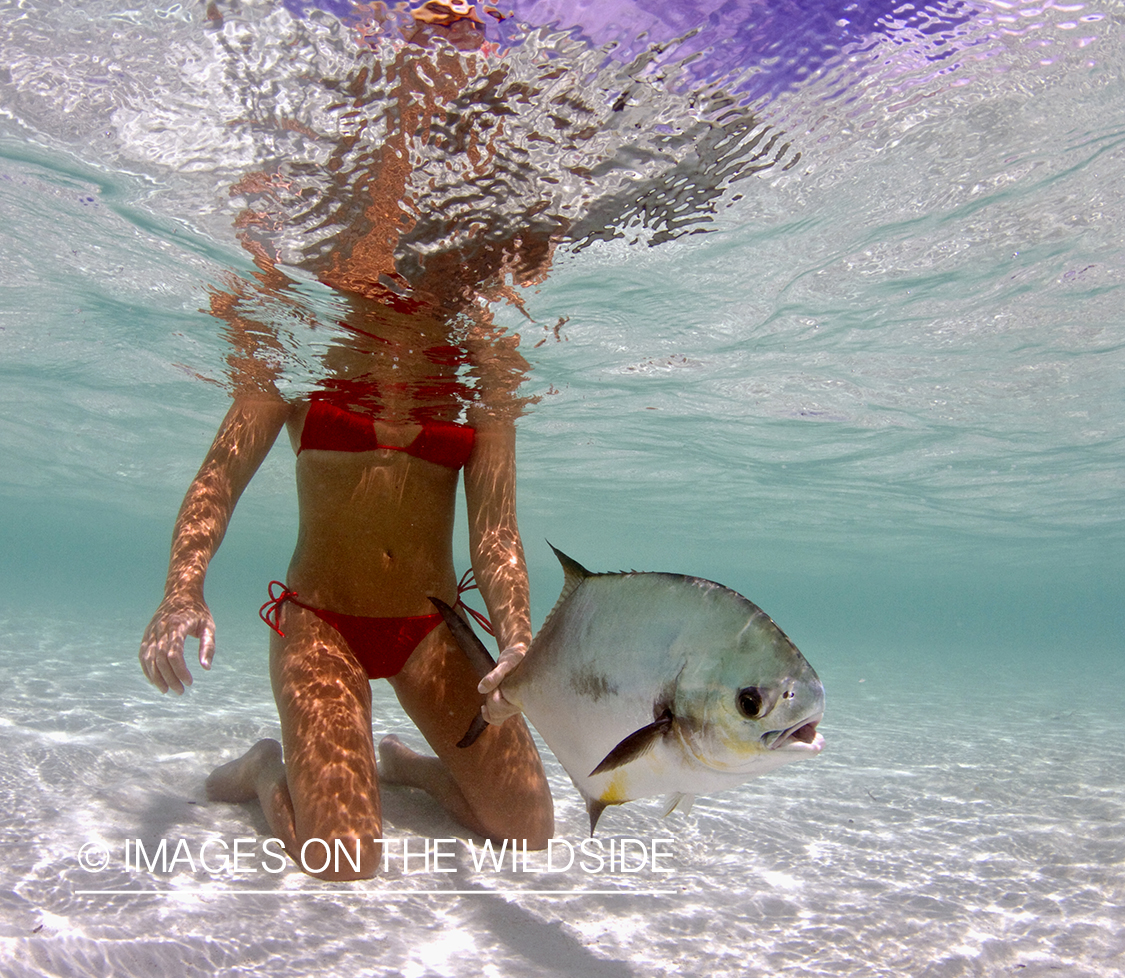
[{"left": 138, "top": 1, "right": 553, "bottom": 880}]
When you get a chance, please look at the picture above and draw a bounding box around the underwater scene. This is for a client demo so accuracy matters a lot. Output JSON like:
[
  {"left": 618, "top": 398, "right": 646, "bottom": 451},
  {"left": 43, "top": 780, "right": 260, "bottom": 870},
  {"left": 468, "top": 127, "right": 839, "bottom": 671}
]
[{"left": 1, "top": 0, "right": 1123, "bottom": 975}]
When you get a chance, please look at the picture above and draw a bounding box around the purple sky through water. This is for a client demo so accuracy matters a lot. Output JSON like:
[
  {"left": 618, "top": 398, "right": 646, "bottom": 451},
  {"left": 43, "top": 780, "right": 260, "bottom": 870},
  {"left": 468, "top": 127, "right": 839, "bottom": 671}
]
[{"left": 281, "top": 0, "right": 981, "bottom": 102}]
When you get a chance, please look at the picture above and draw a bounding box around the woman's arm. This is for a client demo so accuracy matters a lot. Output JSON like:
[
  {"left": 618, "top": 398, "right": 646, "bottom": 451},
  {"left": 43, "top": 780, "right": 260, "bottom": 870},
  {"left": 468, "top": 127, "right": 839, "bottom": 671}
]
[
  {"left": 462, "top": 418, "right": 532, "bottom": 723},
  {"left": 139, "top": 395, "right": 291, "bottom": 694}
]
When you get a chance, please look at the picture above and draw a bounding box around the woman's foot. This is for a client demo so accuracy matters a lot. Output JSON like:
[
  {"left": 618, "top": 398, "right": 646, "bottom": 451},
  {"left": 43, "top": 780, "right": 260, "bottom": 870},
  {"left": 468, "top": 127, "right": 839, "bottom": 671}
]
[
  {"left": 205, "top": 738, "right": 283, "bottom": 802},
  {"left": 376, "top": 734, "right": 418, "bottom": 786}
]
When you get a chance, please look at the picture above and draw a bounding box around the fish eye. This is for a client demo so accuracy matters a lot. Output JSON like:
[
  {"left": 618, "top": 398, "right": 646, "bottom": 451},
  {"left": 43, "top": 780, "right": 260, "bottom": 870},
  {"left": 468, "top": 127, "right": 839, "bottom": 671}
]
[{"left": 736, "top": 686, "right": 765, "bottom": 719}]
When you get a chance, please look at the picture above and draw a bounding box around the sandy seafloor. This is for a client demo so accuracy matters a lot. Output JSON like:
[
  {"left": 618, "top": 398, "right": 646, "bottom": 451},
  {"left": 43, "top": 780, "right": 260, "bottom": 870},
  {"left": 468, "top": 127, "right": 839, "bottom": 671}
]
[{"left": 1, "top": 608, "right": 1121, "bottom": 978}]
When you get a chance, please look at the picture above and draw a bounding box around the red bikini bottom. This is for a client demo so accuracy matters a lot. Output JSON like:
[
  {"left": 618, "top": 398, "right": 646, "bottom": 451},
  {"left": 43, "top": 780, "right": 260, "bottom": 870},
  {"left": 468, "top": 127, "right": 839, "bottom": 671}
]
[{"left": 259, "top": 572, "right": 491, "bottom": 680}]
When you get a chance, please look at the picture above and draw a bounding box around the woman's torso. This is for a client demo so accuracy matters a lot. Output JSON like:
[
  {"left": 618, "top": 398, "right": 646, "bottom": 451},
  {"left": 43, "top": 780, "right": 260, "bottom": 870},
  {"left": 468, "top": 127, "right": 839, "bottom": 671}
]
[{"left": 281, "top": 343, "right": 474, "bottom": 615}]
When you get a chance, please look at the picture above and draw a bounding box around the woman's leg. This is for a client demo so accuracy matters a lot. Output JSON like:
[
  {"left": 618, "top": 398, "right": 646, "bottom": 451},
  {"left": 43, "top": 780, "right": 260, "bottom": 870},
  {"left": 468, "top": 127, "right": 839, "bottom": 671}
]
[
  {"left": 205, "top": 604, "right": 383, "bottom": 880},
  {"left": 383, "top": 624, "right": 554, "bottom": 848}
]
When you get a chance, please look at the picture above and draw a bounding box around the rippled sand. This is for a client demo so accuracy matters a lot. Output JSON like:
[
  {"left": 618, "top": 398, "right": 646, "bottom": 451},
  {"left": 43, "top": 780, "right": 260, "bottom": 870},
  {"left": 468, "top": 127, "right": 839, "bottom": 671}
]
[{"left": 1, "top": 615, "right": 1121, "bottom": 977}]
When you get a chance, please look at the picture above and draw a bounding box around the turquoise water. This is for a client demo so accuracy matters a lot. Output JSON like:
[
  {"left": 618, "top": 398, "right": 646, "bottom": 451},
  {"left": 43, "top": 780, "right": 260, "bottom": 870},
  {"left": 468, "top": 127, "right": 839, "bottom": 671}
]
[{"left": 2, "top": 1, "right": 1124, "bottom": 975}]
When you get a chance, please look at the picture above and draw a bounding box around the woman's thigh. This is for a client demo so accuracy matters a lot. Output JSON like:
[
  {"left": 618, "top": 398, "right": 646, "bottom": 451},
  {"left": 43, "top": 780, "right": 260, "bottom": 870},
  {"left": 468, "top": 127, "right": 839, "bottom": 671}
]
[
  {"left": 390, "top": 624, "right": 554, "bottom": 845},
  {"left": 270, "top": 604, "right": 383, "bottom": 851}
]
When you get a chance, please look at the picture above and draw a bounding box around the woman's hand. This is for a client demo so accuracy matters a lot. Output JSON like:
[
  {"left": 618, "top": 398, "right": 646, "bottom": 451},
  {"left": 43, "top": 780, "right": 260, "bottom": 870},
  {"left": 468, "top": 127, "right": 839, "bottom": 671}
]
[
  {"left": 138, "top": 395, "right": 288, "bottom": 696},
  {"left": 477, "top": 642, "right": 527, "bottom": 724},
  {"left": 139, "top": 591, "right": 216, "bottom": 695}
]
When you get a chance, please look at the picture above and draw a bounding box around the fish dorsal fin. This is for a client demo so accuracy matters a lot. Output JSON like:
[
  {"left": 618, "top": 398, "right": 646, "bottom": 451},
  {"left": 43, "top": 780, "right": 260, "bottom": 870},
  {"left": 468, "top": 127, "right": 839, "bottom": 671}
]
[
  {"left": 549, "top": 543, "right": 592, "bottom": 596},
  {"left": 540, "top": 543, "right": 594, "bottom": 627},
  {"left": 589, "top": 708, "right": 675, "bottom": 777}
]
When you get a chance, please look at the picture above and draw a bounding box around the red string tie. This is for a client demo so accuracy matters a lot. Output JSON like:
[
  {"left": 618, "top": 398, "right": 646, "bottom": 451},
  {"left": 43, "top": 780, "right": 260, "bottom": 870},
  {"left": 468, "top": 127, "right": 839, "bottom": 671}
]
[
  {"left": 455, "top": 568, "right": 494, "bottom": 637},
  {"left": 259, "top": 580, "right": 297, "bottom": 637},
  {"left": 258, "top": 571, "right": 494, "bottom": 639}
]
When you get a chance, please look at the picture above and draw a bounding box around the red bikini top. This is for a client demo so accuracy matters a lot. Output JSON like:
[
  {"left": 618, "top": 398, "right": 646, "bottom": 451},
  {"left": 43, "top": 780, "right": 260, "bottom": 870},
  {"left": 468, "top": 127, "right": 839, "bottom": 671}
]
[{"left": 298, "top": 398, "right": 475, "bottom": 470}]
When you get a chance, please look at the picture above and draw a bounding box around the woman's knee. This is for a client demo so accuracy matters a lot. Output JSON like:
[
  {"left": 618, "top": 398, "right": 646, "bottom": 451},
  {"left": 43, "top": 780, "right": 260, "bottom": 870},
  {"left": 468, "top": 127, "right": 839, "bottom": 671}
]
[
  {"left": 287, "top": 833, "right": 384, "bottom": 881},
  {"left": 475, "top": 775, "right": 554, "bottom": 849}
]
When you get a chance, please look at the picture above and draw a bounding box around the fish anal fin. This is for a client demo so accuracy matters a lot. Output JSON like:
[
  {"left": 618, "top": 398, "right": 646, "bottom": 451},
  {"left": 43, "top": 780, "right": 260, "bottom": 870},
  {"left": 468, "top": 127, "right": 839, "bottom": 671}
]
[
  {"left": 587, "top": 797, "right": 608, "bottom": 836},
  {"left": 589, "top": 710, "right": 674, "bottom": 777}
]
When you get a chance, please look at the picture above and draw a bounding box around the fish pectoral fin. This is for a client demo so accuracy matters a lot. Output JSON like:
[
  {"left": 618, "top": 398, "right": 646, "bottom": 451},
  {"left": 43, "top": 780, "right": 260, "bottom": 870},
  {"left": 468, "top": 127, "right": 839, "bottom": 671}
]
[
  {"left": 589, "top": 710, "right": 675, "bottom": 777},
  {"left": 661, "top": 792, "right": 696, "bottom": 818},
  {"left": 429, "top": 597, "right": 496, "bottom": 679}
]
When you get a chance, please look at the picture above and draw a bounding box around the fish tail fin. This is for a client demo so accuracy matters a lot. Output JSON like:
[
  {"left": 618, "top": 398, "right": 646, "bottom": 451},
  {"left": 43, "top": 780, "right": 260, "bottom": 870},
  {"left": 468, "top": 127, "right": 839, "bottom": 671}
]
[
  {"left": 430, "top": 597, "right": 496, "bottom": 679},
  {"left": 430, "top": 597, "right": 496, "bottom": 749},
  {"left": 456, "top": 713, "right": 489, "bottom": 749}
]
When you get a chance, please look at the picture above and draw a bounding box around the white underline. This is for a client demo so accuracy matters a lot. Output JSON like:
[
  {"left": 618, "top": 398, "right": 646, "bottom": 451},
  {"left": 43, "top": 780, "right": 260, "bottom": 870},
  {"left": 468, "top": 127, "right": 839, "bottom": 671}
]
[{"left": 76, "top": 888, "right": 675, "bottom": 897}]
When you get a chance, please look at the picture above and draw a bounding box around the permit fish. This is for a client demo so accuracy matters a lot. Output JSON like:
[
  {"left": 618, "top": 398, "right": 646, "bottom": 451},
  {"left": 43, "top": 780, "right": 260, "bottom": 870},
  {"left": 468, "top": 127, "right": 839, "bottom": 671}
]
[{"left": 433, "top": 546, "right": 825, "bottom": 833}]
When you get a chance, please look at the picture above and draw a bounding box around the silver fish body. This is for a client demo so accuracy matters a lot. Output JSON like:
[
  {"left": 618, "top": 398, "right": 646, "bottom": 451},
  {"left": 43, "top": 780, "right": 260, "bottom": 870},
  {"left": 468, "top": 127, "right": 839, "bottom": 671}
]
[{"left": 501, "top": 548, "right": 825, "bottom": 831}]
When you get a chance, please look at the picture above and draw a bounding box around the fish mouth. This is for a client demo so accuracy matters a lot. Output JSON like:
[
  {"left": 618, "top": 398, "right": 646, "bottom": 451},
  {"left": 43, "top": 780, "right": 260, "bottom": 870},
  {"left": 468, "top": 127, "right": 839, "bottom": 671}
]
[{"left": 762, "top": 714, "right": 824, "bottom": 751}]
